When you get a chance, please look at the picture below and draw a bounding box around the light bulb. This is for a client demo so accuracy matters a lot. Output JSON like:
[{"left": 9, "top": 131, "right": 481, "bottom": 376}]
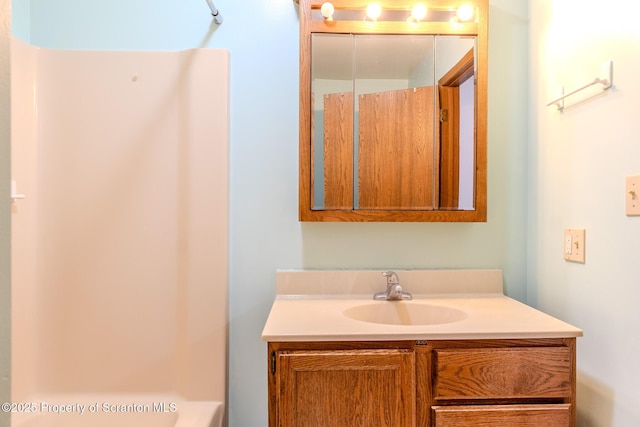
[
  {"left": 411, "top": 4, "right": 427, "bottom": 22},
  {"left": 456, "top": 4, "right": 474, "bottom": 22},
  {"left": 320, "top": 2, "right": 334, "bottom": 20},
  {"left": 366, "top": 3, "right": 382, "bottom": 21}
]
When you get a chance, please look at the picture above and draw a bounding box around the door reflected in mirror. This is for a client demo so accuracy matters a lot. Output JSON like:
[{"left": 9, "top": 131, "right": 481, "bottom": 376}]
[{"left": 312, "top": 34, "right": 476, "bottom": 212}]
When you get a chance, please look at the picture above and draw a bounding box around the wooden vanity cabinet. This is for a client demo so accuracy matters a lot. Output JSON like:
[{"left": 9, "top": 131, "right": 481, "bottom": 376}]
[{"left": 268, "top": 338, "right": 576, "bottom": 427}]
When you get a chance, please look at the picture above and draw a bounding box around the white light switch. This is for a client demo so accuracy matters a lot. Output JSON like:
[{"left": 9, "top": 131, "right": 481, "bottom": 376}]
[
  {"left": 625, "top": 175, "right": 640, "bottom": 216},
  {"left": 563, "top": 228, "right": 585, "bottom": 263}
]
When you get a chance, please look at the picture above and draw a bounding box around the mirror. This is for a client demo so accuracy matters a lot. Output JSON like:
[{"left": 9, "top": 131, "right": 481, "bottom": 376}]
[
  {"left": 312, "top": 34, "right": 476, "bottom": 211},
  {"left": 298, "top": 0, "right": 488, "bottom": 222}
]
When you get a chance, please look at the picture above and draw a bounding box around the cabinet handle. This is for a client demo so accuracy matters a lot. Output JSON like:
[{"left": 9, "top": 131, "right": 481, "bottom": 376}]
[{"left": 270, "top": 351, "right": 276, "bottom": 375}]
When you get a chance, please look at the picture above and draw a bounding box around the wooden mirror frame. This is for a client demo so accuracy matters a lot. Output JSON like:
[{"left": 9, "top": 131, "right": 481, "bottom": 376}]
[{"left": 298, "top": 0, "right": 488, "bottom": 222}]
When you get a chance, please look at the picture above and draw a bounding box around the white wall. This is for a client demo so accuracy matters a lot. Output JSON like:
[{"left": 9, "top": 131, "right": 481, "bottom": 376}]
[
  {"left": 529, "top": 1, "right": 640, "bottom": 425},
  {"left": 9, "top": 1, "right": 529, "bottom": 426}
]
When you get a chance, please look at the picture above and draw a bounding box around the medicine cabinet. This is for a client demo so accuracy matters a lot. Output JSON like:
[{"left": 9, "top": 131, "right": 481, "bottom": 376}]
[{"left": 297, "top": 0, "right": 488, "bottom": 222}]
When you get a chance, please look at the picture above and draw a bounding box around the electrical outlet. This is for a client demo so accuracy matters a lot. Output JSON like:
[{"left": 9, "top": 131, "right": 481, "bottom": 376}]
[{"left": 564, "top": 228, "right": 586, "bottom": 263}]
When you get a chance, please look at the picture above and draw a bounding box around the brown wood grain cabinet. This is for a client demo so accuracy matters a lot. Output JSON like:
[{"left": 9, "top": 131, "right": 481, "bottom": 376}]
[{"left": 268, "top": 338, "right": 576, "bottom": 427}]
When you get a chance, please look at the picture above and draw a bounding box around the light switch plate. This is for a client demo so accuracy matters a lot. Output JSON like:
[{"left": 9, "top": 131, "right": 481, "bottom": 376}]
[
  {"left": 563, "top": 228, "right": 585, "bottom": 263},
  {"left": 625, "top": 175, "right": 640, "bottom": 216}
]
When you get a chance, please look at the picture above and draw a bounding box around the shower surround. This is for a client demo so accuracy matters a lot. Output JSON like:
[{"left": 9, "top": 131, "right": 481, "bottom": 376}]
[{"left": 10, "top": 38, "right": 229, "bottom": 426}]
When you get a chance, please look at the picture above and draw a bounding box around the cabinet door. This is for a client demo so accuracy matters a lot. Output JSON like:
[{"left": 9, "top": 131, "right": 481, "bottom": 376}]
[
  {"left": 276, "top": 349, "right": 415, "bottom": 427},
  {"left": 433, "top": 404, "right": 571, "bottom": 427}
]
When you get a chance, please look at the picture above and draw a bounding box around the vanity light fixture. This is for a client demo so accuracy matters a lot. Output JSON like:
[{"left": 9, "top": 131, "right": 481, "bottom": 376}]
[
  {"left": 315, "top": 2, "right": 475, "bottom": 26},
  {"left": 320, "top": 2, "right": 334, "bottom": 20},
  {"left": 365, "top": 3, "right": 382, "bottom": 21}
]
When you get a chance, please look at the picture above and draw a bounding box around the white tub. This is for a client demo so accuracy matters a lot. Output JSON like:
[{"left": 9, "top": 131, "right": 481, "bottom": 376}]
[{"left": 11, "top": 395, "right": 224, "bottom": 427}]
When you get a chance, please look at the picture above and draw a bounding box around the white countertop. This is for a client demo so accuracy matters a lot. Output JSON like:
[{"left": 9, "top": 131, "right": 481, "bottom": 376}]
[{"left": 261, "top": 269, "right": 583, "bottom": 342}]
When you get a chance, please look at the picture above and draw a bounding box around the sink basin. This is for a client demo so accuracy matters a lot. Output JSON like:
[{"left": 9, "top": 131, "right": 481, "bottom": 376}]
[{"left": 343, "top": 301, "right": 467, "bottom": 326}]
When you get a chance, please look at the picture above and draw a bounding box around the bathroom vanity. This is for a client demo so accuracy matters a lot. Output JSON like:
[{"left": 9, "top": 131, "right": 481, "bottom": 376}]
[{"left": 262, "top": 270, "right": 582, "bottom": 427}]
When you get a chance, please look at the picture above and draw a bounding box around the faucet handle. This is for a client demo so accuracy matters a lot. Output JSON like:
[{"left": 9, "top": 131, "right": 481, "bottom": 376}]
[{"left": 381, "top": 271, "right": 399, "bottom": 285}]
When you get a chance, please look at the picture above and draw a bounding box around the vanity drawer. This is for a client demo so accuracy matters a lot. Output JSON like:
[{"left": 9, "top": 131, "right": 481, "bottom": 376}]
[
  {"left": 432, "top": 403, "right": 571, "bottom": 426},
  {"left": 434, "top": 347, "right": 572, "bottom": 400}
]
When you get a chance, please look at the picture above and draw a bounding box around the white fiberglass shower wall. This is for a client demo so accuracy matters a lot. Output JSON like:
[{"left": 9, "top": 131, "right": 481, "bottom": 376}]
[{"left": 11, "top": 38, "right": 229, "bottom": 426}]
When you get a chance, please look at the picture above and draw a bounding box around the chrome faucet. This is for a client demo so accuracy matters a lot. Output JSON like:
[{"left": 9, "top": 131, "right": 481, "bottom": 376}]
[{"left": 373, "top": 271, "right": 412, "bottom": 301}]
